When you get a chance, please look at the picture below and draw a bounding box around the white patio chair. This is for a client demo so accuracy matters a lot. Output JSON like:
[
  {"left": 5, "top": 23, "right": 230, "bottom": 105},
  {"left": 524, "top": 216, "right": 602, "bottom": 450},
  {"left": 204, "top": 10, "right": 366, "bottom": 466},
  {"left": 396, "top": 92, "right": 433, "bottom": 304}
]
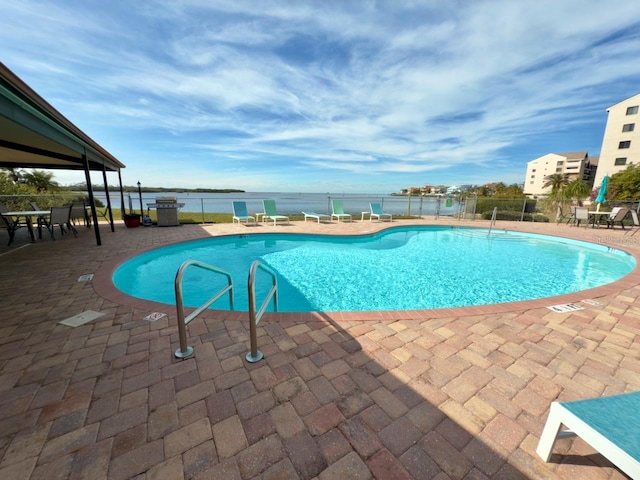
[
  {"left": 573, "top": 207, "right": 589, "bottom": 227},
  {"left": 626, "top": 209, "right": 640, "bottom": 236},
  {"left": 48, "top": 205, "right": 77, "bottom": 239}
]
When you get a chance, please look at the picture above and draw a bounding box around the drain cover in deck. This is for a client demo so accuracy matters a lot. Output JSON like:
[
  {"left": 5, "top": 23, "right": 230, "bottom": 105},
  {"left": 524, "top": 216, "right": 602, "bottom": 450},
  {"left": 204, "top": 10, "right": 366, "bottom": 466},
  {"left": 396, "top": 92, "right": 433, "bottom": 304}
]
[
  {"left": 59, "top": 310, "right": 105, "bottom": 327},
  {"left": 144, "top": 312, "right": 167, "bottom": 322},
  {"left": 546, "top": 303, "right": 584, "bottom": 313}
]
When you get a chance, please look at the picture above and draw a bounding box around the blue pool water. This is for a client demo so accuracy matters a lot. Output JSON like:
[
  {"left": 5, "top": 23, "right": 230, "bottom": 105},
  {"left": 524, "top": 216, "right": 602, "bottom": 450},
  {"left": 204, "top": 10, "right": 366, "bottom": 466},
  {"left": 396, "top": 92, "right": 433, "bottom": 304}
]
[{"left": 113, "top": 226, "right": 635, "bottom": 312}]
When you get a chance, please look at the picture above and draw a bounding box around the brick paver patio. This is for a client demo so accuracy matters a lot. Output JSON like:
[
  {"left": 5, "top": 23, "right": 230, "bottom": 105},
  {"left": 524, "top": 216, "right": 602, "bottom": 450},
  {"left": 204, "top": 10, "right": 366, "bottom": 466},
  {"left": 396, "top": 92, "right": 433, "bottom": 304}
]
[{"left": 0, "top": 217, "right": 638, "bottom": 479}]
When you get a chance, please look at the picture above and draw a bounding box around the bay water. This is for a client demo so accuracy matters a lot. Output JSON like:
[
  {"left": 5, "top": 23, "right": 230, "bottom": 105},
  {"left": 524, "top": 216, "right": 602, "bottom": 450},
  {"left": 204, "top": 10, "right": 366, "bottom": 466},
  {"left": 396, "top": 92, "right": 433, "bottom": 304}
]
[{"left": 95, "top": 191, "right": 460, "bottom": 217}]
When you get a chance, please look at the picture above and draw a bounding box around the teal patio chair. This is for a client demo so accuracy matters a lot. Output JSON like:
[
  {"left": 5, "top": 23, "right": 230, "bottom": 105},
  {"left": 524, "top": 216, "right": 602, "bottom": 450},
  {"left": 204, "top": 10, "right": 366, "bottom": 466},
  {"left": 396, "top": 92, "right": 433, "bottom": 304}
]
[
  {"left": 537, "top": 391, "right": 640, "bottom": 479},
  {"left": 370, "top": 202, "right": 392, "bottom": 222},
  {"left": 331, "top": 199, "right": 352, "bottom": 223},
  {"left": 262, "top": 199, "right": 289, "bottom": 226},
  {"left": 232, "top": 201, "right": 256, "bottom": 225}
]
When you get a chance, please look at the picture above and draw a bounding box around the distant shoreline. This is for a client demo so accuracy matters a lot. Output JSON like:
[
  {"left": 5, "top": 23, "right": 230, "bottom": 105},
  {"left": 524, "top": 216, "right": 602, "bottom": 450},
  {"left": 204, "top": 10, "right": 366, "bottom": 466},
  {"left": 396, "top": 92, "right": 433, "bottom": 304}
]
[
  {"left": 65, "top": 186, "right": 246, "bottom": 194},
  {"left": 129, "top": 188, "right": 245, "bottom": 194}
]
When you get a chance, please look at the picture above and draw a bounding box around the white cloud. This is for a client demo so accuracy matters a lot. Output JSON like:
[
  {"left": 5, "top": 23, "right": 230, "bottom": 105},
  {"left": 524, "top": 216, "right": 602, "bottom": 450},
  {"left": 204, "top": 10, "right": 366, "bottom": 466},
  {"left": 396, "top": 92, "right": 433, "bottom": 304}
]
[{"left": 2, "top": 1, "right": 640, "bottom": 191}]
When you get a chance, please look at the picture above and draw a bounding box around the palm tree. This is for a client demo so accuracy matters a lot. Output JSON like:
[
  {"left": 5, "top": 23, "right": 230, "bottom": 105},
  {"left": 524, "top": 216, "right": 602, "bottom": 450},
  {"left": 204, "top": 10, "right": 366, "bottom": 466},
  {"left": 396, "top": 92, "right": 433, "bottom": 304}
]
[
  {"left": 23, "top": 170, "right": 59, "bottom": 192},
  {"left": 1, "top": 167, "right": 25, "bottom": 183},
  {"left": 565, "top": 179, "right": 590, "bottom": 203},
  {"left": 542, "top": 173, "right": 570, "bottom": 195},
  {"left": 542, "top": 173, "right": 570, "bottom": 221}
]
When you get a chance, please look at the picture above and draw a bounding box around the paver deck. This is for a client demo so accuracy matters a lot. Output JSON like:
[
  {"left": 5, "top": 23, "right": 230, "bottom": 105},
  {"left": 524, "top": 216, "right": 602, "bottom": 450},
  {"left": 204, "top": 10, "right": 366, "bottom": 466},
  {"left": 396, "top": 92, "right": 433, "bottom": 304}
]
[{"left": 0, "top": 217, "right": 638, "bottom": 479}]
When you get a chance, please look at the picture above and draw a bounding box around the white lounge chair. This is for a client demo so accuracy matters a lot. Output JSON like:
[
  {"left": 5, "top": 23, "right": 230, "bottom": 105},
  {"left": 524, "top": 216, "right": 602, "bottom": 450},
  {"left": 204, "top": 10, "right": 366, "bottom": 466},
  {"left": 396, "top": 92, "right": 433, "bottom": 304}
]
[
  {"left": 232, "top": 201, "right": 256, "bottom": 225},
  {"left": 331, "top": 199, "right": 352, "bottom": 223},
  {"left": 370, "top": 202, "right": 392, "bottom": 222},
  {"left": 302, "top": 212, "right": 330, "bottom": 223},
  {"left": 606, "top": 207, "right": 629, "bottom": 229},
  {"left": 537, "top": 391, "right": 640, "bottom": 479}
]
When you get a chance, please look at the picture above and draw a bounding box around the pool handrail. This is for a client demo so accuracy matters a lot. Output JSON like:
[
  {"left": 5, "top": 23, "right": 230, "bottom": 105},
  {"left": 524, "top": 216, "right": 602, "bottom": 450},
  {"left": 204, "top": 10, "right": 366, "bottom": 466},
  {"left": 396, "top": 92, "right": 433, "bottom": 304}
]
[
  {"left": 488, "top": 207, "right": 498, "bottom": 236},
  {"left": 174, "top": 259, "right": 234, "bottom": 358},
  {"left": 246, "top": 260, "right": 278, "bottom": 363}
]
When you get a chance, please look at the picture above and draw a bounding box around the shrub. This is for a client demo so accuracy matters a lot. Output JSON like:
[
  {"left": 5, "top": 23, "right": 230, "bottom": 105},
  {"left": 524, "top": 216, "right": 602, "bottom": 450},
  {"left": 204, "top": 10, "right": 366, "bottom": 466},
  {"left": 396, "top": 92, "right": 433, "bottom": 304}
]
[
  {"left": 481, "top": 210, "right": 549, "bottom": 222},
  {"left": 475, "top": 198, "right": 536, "bottom": 214}
]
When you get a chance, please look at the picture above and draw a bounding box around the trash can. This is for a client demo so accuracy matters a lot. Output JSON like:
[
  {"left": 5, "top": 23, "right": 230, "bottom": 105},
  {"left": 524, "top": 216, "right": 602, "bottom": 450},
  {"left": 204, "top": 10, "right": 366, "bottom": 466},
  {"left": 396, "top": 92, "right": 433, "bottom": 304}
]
[{"left": 148, "top": 197, "right": 185, "bottom": 226}]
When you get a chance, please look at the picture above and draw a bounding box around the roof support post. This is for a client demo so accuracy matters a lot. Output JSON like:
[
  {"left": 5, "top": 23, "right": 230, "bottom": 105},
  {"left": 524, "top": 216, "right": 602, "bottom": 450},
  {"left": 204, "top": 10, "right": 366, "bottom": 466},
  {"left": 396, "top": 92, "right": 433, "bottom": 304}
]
[
  {"left": 101, "top": 163, "right": 115, "bottom": 232},
  {"left": 83, "top": 151, "right": 102, "bottom": 246},
  {"left": 118, "top": 169, "right": 125, "bottom": 218}
]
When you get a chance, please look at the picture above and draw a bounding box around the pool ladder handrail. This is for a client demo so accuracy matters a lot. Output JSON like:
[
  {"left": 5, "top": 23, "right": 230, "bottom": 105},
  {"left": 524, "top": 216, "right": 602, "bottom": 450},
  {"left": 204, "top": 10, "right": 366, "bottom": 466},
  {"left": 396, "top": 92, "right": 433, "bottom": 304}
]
[
  {"left": 246, "top": 260, "right": 278, "bottom": 363},
  {"left": 488, "top": 207, "right": 498, "bottom": 236},
  {"left": 174, "top": 260, "right": 234, "bottom": 358}
]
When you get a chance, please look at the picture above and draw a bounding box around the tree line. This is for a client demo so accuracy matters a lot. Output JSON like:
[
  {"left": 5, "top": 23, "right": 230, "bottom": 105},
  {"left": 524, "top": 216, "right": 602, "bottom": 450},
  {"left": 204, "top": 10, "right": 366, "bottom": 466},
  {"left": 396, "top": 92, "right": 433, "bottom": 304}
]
[{"left": 543, "top": 164, "right": 640, "bottom": 202}]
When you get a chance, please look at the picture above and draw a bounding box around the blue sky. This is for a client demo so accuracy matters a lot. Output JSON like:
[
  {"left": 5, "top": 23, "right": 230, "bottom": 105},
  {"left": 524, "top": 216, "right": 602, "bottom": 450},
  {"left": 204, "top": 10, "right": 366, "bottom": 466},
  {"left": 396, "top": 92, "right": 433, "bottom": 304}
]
[{"left": 3, "top": 1, "right": 640, "bottom": 193}]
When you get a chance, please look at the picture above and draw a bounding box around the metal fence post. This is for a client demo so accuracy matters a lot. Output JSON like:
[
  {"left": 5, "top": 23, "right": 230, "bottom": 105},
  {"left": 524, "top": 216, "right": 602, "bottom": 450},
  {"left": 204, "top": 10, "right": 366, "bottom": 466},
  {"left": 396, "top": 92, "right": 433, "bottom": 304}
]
[{"left": 472, "top": 194, "right": 477, "bottom": 220}]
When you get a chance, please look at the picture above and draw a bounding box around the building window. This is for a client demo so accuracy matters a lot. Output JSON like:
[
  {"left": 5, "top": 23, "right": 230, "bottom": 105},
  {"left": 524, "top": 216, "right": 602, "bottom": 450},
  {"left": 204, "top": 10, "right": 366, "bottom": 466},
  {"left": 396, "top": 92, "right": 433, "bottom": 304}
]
[
  {"left": 555, "top": 168, "right": 563, "bottom": 172},
  {"left": 615, "top": 157, "right": 627, "bottom": 166},
  {"left": 619, "top": 141, "right": 631, "bottom": 149},
  {"left": 530, "top": 175, "right": 535, "bottom": 179},
  {"left": 529, "top": 181, "right": 534, "bottom": 184},
  {"left": 626, "top": 106, "right": 639, "bottom": 115},
  {"left": 622, "top": 123, "right": 635, "bottom": 132},
  {"left": 532, "top": 169, "right": 536, "bottom": 172},
  {"left": 556, "top": 161, "right": 564, "bottom": 165}
]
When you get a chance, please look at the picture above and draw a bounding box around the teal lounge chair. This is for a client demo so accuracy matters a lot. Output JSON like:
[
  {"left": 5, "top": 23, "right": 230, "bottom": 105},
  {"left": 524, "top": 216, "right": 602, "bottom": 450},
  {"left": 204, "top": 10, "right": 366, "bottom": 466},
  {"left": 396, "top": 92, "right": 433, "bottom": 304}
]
[
  {"left": 331, "top": 199, "right": 352, "bottom": 223},
  {"left": 537, "top": 391, "right": 640, "bottom": 479},
  {"left": 262, "top": 199, "right": 289, "bottom": 225},
  {"left": 302, "top": 212, "right": 331, "bottom": 223},
  {"left": 232, "top": 201, "right": 256, "bottom": 225},
  {"left": 370, "top": 202, "right": 392, "bottom": 222}
]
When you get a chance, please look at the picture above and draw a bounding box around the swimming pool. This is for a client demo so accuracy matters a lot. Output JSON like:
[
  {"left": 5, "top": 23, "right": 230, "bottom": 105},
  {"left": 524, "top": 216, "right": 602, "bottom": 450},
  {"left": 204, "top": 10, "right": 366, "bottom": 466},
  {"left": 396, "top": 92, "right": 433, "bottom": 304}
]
[{"left": 113, "top": 226, "right": 635, "bottom": 312}]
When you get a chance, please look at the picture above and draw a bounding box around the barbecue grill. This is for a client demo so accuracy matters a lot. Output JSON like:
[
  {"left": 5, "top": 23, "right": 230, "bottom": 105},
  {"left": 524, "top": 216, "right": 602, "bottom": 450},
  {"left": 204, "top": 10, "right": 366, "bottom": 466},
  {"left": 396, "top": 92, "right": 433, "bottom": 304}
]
[{"left": 147, "top": 197, "right": 185, "bottom": 226}]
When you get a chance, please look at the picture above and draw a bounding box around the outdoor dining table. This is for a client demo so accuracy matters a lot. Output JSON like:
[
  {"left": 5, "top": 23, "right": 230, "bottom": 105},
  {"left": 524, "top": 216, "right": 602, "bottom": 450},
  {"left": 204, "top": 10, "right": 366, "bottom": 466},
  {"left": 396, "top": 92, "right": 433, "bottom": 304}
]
[
  {"left": 1, "top": 210, "right": 50, "bottom": 241},
  {"left": 587, "top": 210, "right": 611, "bottom": 228}
]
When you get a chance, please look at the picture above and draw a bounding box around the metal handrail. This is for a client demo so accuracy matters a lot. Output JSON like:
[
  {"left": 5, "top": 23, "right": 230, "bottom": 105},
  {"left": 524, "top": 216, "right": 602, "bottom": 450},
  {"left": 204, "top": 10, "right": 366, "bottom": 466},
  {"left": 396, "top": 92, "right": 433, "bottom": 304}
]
[
  {"left": 246, "top": 260, "right": 278, "bottom": 363},
  {"left": 488, "top": 207, "right": 498, "bottom": 236},
  {"left": 174, "top": 260, "right": 234, "bottom": 358}
]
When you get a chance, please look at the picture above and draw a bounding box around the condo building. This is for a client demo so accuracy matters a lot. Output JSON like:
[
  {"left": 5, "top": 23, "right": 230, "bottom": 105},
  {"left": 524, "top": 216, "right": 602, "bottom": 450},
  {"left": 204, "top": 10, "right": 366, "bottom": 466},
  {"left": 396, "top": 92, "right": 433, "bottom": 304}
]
[
  {"left": 593, "top": 93, "right": 640, "bottom": 190},
  {"left": 523, "top": 151, "right": 596, "bottom": 197}
]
